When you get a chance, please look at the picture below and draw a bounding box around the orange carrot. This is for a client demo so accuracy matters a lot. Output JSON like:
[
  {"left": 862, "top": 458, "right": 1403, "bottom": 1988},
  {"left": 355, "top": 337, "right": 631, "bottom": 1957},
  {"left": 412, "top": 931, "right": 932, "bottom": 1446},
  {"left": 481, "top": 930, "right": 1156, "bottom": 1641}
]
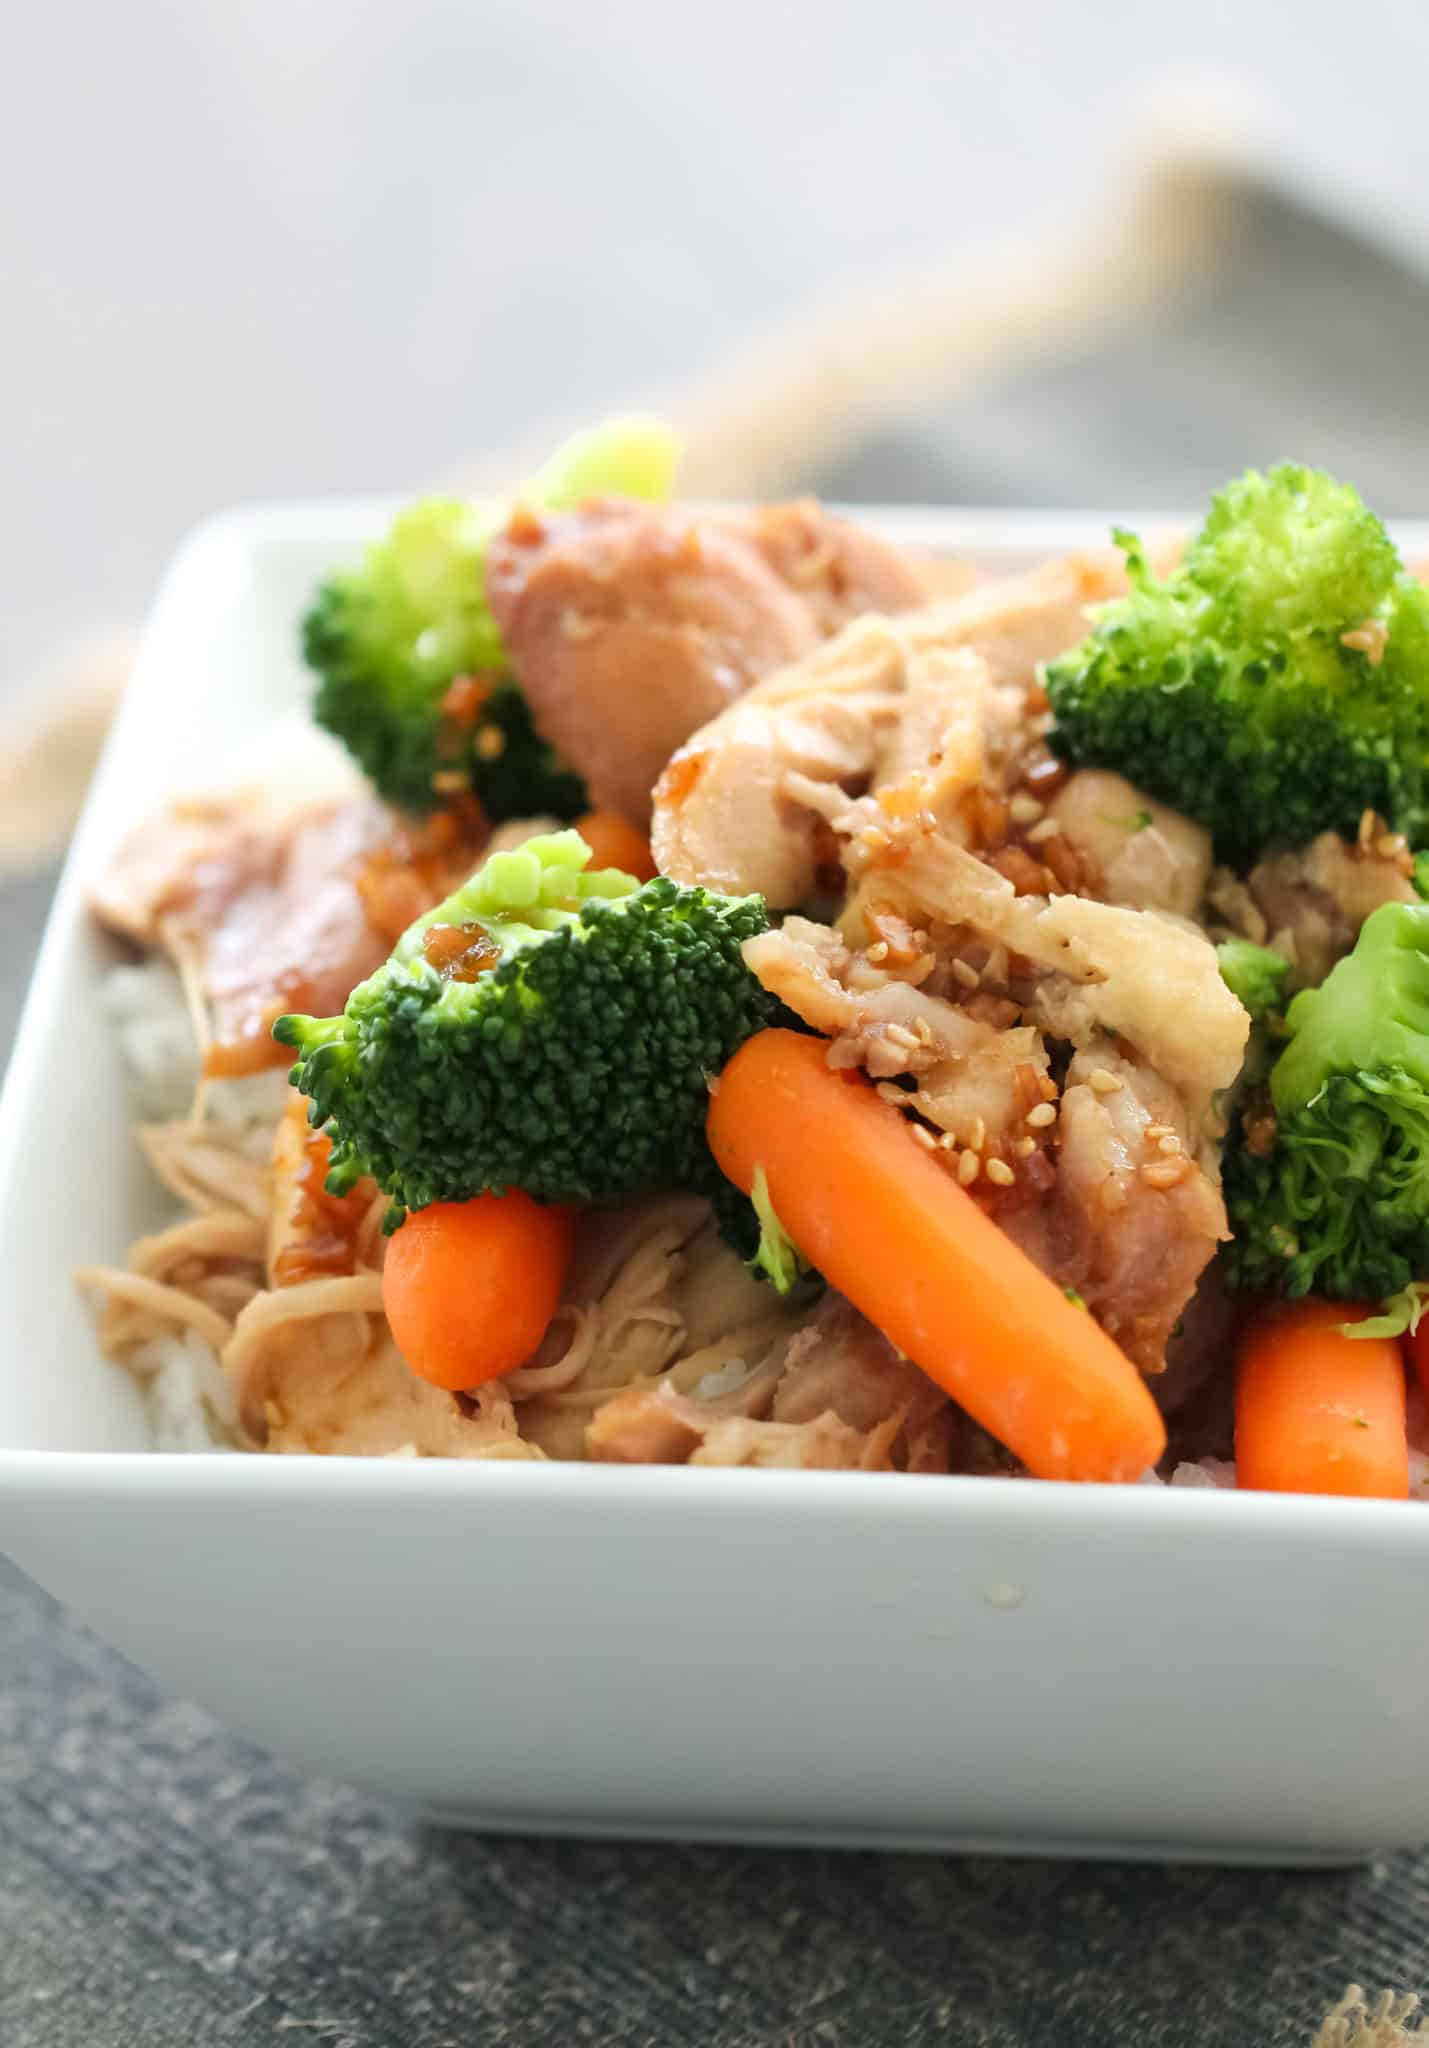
[
  {"left": 574, "top": 810, "right": 656, "bottom": 881},
  {"left": 383, "top": 1193, "right": 574, "bottom": 1392},
  {"left": 1236, "top": 1300, "right": 1408, "bottom": 1498},
  {"left": 707, "top": 1028, "right": 1166, "bottom": 1482}
]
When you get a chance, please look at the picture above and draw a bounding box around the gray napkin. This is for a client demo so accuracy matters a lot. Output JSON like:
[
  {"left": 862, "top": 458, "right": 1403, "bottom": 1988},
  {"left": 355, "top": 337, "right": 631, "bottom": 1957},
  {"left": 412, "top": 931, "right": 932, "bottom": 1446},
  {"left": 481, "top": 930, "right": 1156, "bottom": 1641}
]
[{"left": 816, "top": 174, "right": 1429, "bottom": 515}]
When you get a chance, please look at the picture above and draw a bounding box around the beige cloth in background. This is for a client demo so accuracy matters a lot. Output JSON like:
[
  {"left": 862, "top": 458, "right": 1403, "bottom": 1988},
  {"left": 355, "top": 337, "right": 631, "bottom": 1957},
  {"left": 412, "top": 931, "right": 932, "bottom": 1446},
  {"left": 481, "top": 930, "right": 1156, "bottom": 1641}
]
[
  {"left": 0, "top": 133, "right": 1250, "bottom": 880},
  {"left": 1316, "top": 1990, "right": 1429, "bottom": 2045}
]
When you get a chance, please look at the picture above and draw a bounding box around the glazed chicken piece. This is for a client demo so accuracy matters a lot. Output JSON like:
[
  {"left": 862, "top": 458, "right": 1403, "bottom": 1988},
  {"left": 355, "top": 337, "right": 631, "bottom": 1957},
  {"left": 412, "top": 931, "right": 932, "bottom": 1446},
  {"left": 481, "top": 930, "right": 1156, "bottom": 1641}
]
[
  {"left": 266, "top": 1090, "right": 382, "bottom": 1288},
  {"left": 743, "top": 499, "right": 929, "bottom": 636},
  {"left": 485, "top": 498, "right": 926, "bottom": 826},
  {"left": 652, "top": 550, "right": 1128, "bottom": 903},
  {"left": 1002, "top": 1048, "right": 1229, "bottom": 1374},
  {"left": 841, "top": 828, "right": 1248, "bottom": 1133},
  {"left": 1046, "top": 769, "right": 1212, "bottom": 919},
  {"left": 1233, "top": 827, "right": 1418, "bottom": 988},
  {"left": 92, "top": 789, "right": 487, "bottom": 1078}
]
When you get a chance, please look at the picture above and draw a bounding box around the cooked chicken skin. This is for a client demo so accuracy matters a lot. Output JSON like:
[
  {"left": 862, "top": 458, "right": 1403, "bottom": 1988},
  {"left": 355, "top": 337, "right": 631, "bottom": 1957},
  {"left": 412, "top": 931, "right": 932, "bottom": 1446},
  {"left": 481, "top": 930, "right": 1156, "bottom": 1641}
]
[{"left": 486, "top": 498, "right": 927, "bottom": 825}]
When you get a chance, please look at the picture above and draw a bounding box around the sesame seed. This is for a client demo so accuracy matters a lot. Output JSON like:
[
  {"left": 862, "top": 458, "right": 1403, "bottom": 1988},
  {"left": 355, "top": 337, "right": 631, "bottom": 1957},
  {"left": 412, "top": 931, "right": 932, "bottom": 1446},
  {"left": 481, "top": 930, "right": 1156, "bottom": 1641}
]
[
  {"left": 885, "top": 1023, "right": 921, "bottom": 1052},
  {"left": 957, "top": 1150, "right": 980, "bottom": 1186},
  {"left": 1358, "top": 809, "right": 1378, "bottom": 849},
  {"left": 984, "top": 1158, "right": 1015, "bottom": 1187},
  {"left": 910, "top": 1123, "right": 937, "bottom": 1150},
  {"left": 1143, "top": 1123, "right": 1173, "bottom": 1142},
  {"left": 1157, "top": 1134, "right": 1181, "bottom": 1156},
  {"left": 951, "top": 959, "right": 980, "bottom": 989},
  {"left": 969, "top": 1116, "right": 986, "bottom": 1151},
  {"left": 1026, "top": 1101, "right": 1057, "bottom": 1129},
  {"left": 866, "top": 940, "right": 890, "bottom": 964},
  {"left": 1141, "top": 1159, "right": 1188, "bottom": 1189},
  {"left": 914, "top": 1018, "right": 933, "bottom": 1045},
  {"left": 1008, "top": 793, "right": 1044, "bottom": 825},
  {"left": 1088, "top": 1068, "right": 1123, "bottom": 1095},
  {"left": 431, "top": 769, "right": 469, "bottom": 793},
  {"left": 1013, "top": 1136, "right": 1037, "bottom": 1158},
  {"left": 1026, "top": 818, "right": 1060, "bottom": 845},
  {"left": 938, "top": 1132, "right": 958, "bottom": 1152},
  {"left": 876, "top": 1082, "right": 907, "bottom": 1106},
  {"left": 475, "top": 724, "right": 507, "bottom": 761},
  {"left": 860, "top": 826, "right": 891, "bottom": 851}
]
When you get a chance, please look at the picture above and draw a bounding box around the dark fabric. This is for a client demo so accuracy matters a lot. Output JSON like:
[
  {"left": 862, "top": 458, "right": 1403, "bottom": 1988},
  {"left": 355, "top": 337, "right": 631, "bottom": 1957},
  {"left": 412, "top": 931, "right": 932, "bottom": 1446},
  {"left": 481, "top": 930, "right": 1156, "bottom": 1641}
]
[
  {"left": 5, "top": 1549, "right": 1429, "bottom": 2048},
  {"left": 12, "top": 174, "right": 1429, "bottom": 2041},
  {"left": 818, "top": 178, "right": 1429, "bottom": 517}
]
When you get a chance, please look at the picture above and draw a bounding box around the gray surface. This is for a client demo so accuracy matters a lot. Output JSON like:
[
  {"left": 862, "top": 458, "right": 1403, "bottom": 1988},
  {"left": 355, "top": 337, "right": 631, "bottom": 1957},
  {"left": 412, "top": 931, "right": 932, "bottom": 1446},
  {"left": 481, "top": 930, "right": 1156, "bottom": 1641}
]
[
  {"left": 13, "top": 180, "right": 1429, "bottom": 2045},
  {"left": 822, "top": 178, "right": 1429, "bottom": 514},
  {"left": 6, "top": 1550, "right": 1429, "bottom": 2048},
  {"left": 18, "top": 0, "right": 1429, "bottom": 707}
]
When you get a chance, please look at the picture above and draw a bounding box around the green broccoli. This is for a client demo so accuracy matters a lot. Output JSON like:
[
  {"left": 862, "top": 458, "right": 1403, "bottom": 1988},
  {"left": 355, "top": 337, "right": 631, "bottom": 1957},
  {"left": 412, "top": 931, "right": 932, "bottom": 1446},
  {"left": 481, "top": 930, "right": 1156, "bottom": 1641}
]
[
  {"left": 302, "top": 418, "right": 680, "bottom": 818},
  {"left": 748, "top": 1166, "right": 811, "bottom": 1294},
  {"left": 1225, "top": 900, "right": 1429, "bottom": 1300},
  {"left": 1044, "top": 466, "right": 1429, "bottom": 863},
  {"left": 274, "top": 829, "right": 778, "bottom": 1217},
  {"left": 1216, "top": 938, "right": 1290, "bottom": 1022}
]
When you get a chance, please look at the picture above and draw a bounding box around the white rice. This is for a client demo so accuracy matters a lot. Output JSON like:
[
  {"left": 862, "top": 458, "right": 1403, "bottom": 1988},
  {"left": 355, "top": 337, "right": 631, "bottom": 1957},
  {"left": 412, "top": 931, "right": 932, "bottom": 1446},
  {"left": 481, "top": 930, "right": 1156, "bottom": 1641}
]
[
  {"left": 101, "top": 959, "right": 200, "bottom": 1122},
  {"left": 102, "top": 959, "right": 286, "bottom": 1452},
  {"left": 140, "top": 1332, "right": 241, "bottom": 1452}
]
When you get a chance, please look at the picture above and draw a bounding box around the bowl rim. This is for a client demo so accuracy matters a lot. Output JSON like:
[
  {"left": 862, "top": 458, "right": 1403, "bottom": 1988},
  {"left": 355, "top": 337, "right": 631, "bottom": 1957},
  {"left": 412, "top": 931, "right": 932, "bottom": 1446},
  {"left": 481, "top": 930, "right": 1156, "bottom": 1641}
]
[{"left": 8, "top": 494, "right": 1429, "bottom": 1530}]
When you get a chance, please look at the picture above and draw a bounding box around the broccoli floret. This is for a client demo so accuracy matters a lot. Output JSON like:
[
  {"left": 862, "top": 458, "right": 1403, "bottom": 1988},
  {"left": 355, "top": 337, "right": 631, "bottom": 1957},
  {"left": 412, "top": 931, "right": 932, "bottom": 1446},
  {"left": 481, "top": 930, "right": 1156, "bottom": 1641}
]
[
  {"left": 302, "top": 418, "right": 680, "bottom": 818},
  {"left": 1225, "top": 900, "right": 1429, "bottom": 1299},
  {"left": 1044, "top": 466, "right": 1429, "bottom": 863},
  {"left": 747, "top": 1167, "right": 809, "bottom": 1294},
  {"left": 1216, "top": 938, "right": 1290, "bottom": 1022},
  {"left": 274, "top": 829, "right": 779, "bottom": 1216}
]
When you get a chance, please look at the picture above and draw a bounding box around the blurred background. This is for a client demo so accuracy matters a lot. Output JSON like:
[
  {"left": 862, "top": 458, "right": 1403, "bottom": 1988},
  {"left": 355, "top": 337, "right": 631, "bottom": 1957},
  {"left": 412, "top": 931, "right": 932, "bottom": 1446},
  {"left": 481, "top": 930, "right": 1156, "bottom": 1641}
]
[{"left": 9, "top": 1, "right": 1429, "bottom": 789}]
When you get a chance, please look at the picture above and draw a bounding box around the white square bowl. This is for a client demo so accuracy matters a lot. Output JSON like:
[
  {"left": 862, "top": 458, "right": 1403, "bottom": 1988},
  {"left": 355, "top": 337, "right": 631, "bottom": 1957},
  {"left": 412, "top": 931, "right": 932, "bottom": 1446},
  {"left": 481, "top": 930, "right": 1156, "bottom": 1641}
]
[{"left": 3, "top": 502, "right": 1428, "bottom": 1865}]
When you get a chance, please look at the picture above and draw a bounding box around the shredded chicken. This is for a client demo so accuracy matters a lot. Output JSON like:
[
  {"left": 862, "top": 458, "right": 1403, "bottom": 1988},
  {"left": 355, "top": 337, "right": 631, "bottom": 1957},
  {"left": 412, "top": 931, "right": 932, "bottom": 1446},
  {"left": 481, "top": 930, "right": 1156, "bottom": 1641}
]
[{"left": 586, "top": 1382, "right": 900, "bottom": 1471}]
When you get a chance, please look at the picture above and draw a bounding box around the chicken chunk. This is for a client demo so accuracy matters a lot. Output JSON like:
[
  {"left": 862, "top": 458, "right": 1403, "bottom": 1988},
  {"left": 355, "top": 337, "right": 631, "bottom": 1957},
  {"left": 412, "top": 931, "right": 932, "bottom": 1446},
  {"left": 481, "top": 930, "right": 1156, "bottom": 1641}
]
[
  {"left": 487, "top": 497, "right": 932, "bottom": 827},
  {"left": 851, "top": 829, "right": 1248, "bottom": 1129},
  {"left": 770, "top": 1293, "right": 948, "bottom": 1441},
  {"left": 1046, "top": 769, "right": 1212, "bottom": 918},
  {"left": 1241, "top": 828, "right": 1418, "bottom": 988},
  {"left": 1002, "top": 1048, "right": 1228, "bottom": 1373},
  {"left": 92, "top": 788, "right": 485, "bottom": 1078},
  {"left": 653, "top": 550, "right": 1127, "bottom": 902},
  {"left": 744, "top": 499, "right": 929, "bottom": 635}
]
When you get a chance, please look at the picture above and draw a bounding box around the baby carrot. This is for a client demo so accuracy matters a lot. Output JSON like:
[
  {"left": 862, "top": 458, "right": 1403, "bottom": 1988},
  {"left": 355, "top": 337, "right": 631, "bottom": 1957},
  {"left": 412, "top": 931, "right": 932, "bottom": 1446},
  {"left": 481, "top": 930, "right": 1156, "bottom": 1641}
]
[
  {"left": 383, "top": 1192, "right": 574, "bottom": 1391},
  {"left": 1236, "top": 1300, "right": 1408, "bottom": 1498},
  {"left": 707, "top": 1028, "right": 1166, "bottom": 1482},
  {"left": 574, "top": 810, "right": 657, "bottom": 881}
]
